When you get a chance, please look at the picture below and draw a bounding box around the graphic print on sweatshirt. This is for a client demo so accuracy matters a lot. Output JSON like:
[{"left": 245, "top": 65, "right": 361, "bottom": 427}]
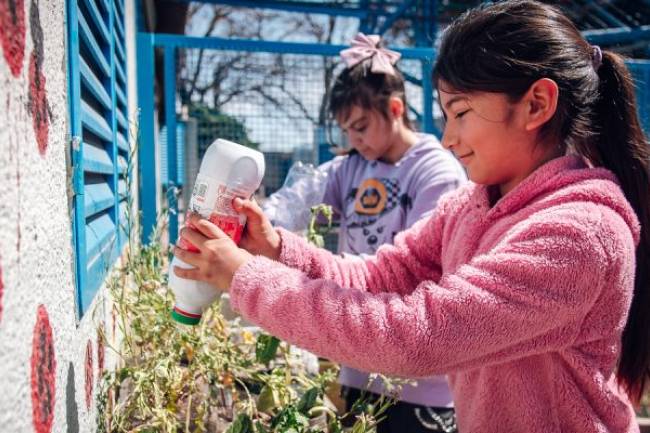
[{"left": 344, "top": 177, "right": 413, "bottom": 254}]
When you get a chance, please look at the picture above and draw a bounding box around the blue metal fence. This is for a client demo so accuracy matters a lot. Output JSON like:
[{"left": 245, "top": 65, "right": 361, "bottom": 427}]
[
  {"left": 629, "top": 60, "right": 650, "bottom": 136},
  {"left": 135, "top": 30, "right": 650, "bottom": 250},
  {"left": 160, "top": 121, "right": 187, "bottom": 188},
  {"left": 67, "top": 0, "right": 129, "bottom": 315},
  {"left": 137, "top": 34, "right": 436, "bottom": 245}
]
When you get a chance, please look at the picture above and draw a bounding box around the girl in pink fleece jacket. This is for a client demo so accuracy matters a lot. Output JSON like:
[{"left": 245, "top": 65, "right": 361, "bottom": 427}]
[{"left": 174, "top": 1, "right": 650, "bottom": 432}]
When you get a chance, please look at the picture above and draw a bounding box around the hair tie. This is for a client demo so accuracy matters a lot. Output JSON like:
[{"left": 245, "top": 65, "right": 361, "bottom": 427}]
[
  {"left": 340, "top": 33, "right": 401, "bottom": 76},
  {"left": 592, "top": 45, "right": 602, "bottom": 71}
]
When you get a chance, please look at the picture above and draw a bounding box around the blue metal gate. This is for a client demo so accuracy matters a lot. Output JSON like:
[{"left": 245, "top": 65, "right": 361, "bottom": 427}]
[{"left": 137, "top": 34, "right": 436, "bottom": 245}]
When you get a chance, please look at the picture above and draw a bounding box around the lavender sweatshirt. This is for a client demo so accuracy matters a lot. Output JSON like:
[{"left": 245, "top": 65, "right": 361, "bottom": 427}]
[
  {"left": 323, "top": 133, "right": 466, "bottom": 256},
  {"left": 230, "top": 156, "right": 640, "bottom": 433},
  {"left": 321, "top": 133, "right": 465, "bottom": 406}
]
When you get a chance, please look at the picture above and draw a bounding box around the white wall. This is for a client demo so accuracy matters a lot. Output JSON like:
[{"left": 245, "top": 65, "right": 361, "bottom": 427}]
[{"left": 0, "top": 1, "right": 137, "bottom": 431}]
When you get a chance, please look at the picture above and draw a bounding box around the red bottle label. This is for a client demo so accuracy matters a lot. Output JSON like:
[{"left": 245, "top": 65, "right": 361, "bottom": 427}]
[
  {"left": 209, "top": 213, "right": 244, "bottom": 244},
  {"left": 177, "top": 201, "right": 245, "bottom": 251}
]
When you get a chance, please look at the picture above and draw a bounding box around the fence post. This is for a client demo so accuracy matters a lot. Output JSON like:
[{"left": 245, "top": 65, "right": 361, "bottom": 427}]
[{"left": 137, "top": 32, "right": 158, "bottom": 244}]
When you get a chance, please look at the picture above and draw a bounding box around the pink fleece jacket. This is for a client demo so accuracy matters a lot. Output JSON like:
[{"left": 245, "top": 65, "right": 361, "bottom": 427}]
[{"left": 229, "top": 156, "right": 641, "bottom": 433}]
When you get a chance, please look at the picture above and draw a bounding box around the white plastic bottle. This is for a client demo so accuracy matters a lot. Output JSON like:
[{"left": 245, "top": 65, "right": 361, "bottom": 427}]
[{"left": 169, "top": 138, "right": 265, "bottom": 325}]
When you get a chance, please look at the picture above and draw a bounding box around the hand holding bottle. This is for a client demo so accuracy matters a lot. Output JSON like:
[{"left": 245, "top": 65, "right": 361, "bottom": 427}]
[
  {"left": 232, "top": 197, "right": 281, "bottom": 260},
  {"left": 173, "top": 213, "right": 254, "bottom": 290}
]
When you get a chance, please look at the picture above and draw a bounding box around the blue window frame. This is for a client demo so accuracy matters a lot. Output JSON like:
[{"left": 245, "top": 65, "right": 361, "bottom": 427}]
[{"left": 67, "top": 0, "right": 129, "bottom": 315}]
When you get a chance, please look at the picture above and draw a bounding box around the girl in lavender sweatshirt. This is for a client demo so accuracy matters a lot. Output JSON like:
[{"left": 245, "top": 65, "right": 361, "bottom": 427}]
[{"left": 174, "top": 1, "right": 650, "bottom": 432}]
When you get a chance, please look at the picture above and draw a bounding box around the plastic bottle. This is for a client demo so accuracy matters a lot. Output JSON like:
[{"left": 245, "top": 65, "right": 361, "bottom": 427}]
[{"left": 169, "top": 138, "right": 265, "bottom": 325}]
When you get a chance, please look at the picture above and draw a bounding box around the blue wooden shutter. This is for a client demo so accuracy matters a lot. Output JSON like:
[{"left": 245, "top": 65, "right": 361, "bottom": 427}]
[{"left": 67, "top": 0, "right": 128, "bottom": 315}]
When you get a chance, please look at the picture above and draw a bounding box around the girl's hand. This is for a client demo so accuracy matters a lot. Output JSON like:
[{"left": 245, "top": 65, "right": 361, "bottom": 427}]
[
  {"left": 232, "top": 197, "right": 281, "bottom": 260},
  {"left": 173, "top": 215, "right": 253, "bottom": 289}
]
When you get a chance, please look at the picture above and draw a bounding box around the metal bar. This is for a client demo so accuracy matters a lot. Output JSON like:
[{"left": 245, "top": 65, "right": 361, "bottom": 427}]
[
  {"left": 152, "top": 33, "right": 435, "bottom": 60},
  {"left": 421, "top": 59, "right": 434, "bottom": 134},
  {"left": 584, "top": 0, "right": 629, "bottom": 29},
  {"left": 402, "top": 71, "right": 422, "bottom": 86},
  {"left": 164, "top": 45, "right": 179, "bottom": 244},
  {"left": 171, "top": 0, "right": 368, "bottom": 18},
  {"left": 137, "top": 32, "right": 158, "bottom": 244},
  {"left": 428, "top": 0, "right": 437, "bottom": 47},
  {"left": 358, "top": 0, "right": 372, "bottom": 33},
  {"left": 583, "top": 25, "right": 650, "bottom": 45},
  {"left": 378, "top": 0, "right": 415, "bottom": 35}
]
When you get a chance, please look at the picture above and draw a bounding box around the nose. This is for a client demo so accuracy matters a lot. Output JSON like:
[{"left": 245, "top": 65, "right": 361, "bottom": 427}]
[
  {"left": 368, "top": 235, "right": 378, "bottom": 245},
  {"left": 441, "top": 123, "right": 457, "bottom": 150}
]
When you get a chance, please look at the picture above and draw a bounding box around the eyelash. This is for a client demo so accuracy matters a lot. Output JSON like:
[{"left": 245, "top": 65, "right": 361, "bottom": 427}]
[{"left": 455, "top": 110, "right": 469, "bottom": 119}]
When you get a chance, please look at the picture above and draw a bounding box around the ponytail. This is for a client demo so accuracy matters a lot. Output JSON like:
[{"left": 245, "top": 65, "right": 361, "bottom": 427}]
[{"left": 587, "top": 51, "right": 650, "bottom": 401}]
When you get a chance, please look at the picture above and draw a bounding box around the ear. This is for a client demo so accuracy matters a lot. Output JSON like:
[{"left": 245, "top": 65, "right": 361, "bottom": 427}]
[
  {"left": 522, "top": 78, "right": 559, "bottom": 131},
  {"left": 388, "top": 96, "right": 404, "bottom": 120}
]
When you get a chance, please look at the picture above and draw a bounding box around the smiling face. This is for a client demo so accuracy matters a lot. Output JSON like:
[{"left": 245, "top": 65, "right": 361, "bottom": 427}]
[{"left": 438, "top": 80, "right": 560, "bottom": 196}]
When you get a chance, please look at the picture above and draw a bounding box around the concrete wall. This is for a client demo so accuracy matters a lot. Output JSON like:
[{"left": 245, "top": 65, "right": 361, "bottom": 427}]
[{"left": 0, "top": 0, "right": 137, "bottom": 432}]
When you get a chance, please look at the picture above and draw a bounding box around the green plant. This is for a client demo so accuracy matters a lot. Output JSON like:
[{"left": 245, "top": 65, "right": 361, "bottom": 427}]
[
  {"left": 306, "top": 204, "right": 333, "bottom": 248},
  {"left": 97, "top": 137, "right": 396, "bottom": 431}
]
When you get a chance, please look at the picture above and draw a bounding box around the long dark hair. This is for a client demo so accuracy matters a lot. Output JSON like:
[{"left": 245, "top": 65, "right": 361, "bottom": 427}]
[{"left": 433, "top": 0, "right": 650, "bottom": 401}]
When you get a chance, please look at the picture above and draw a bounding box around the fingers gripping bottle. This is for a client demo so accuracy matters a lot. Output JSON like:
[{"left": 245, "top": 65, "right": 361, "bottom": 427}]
[{"left": 169, "top": 138, "right": 265, "bottom": 325}]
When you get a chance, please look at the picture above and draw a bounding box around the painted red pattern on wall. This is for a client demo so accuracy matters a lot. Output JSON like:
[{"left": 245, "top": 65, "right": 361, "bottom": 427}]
[
  {"left": 111, "top": 306, "right": 117, "bottom": 339},
  {"left": 28, "top": 52, "right": 49, "bottom": 154},
  {"left": 97, "top": 330, "right": 105, "bottom": 380},
  {"left": 28, "top": 0, "right": 49, "bottom": 155},
  {"left": 0, "top": 0, "right": 26, "bottom": 77},
  {"left": 31, "top": 305, "right": 56, "bottom": 433},
  {"left": 84, "top": 340, "right": 93, "bottom": 409}
]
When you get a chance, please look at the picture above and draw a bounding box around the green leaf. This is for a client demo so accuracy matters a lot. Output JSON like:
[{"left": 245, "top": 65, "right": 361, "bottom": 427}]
[
  {"left": 255, "top": 420, "right": 270, "bottom": 433},
  {"left": 328, "top": 418, "right": 343, "bottom": 433},
  {"left": 226, "top": 413, "right": 254, "bottom": 433},
  {"left": 257, "top": 385, "right": 280, "bottom": 414},
  {"left": 256, "top": 334, "right": 280, "bottom": 365},
  {"left": 296, "top": 387, "right": 319, "bottom": 414},
  {"left": 312, "top": 235, "right": 324, "bottom": 248}
]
